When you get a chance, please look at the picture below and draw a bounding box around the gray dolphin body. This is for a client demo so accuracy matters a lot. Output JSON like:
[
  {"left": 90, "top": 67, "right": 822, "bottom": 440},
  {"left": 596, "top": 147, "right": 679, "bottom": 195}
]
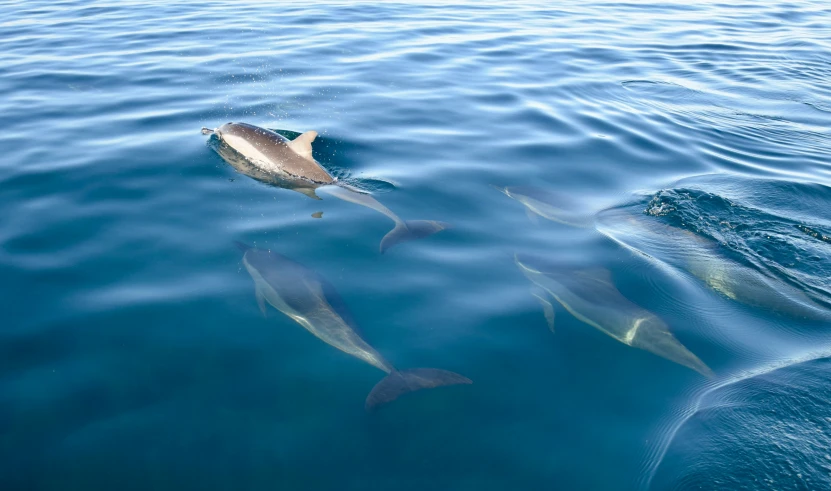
[
  {"left": 493, "top": 185, "right": 594, "bottom": 228},
  {"left": 203, "top": 123, "right": 448, "bottom": 252},
  {"left": 515, "top": 255, "right": 714, "bottom": 377},
  {"left": 237, "top": 243, "right": 471, "bottom": 409},
  {"left": 595, "top": 207, "right": 831, "bottom": 322},
  {"left": 495, "top": 184, "right": 831, "bottom": 321}
]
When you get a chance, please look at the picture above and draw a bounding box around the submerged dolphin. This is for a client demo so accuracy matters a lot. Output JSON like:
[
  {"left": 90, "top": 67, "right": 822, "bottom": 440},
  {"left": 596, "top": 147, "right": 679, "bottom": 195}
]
[
  {"left": 595, "top": 207, "right": 831, "bottom": 322},
  {"left": 203, "top": 122, "right": 449, "bottom": 252},
  {"left": 237, "top": 242, "right": 472, "bottom": 409},
  {"left": 515, "top": 255, "right": 714, "bottom": 377},
  {"left": 494, "top": 183, "right": 831, "bottom": 321},
  {"left": 493, "top": 185, "right": 594, "bottom": 228}
]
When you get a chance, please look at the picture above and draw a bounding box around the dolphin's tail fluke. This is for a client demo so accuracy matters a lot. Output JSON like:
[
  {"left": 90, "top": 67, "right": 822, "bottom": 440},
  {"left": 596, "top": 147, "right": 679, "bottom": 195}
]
[
  {"left": 380, "top": 220, "right": 450, "bottom": 253},
  {"left": 365, "top": 368, "right": 472, "bottom": 410}
]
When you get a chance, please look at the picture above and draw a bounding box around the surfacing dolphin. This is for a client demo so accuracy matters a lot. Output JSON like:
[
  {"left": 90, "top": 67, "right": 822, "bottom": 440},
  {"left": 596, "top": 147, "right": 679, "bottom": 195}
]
[
  {"left": 203, "top": 122, "right": 449, "bottom": 252},
  {"left": 237, "top": 242, "right": 472, "bottom": 409},
  {"left": 515, "top": 254, "right": 714, "bottom": 377}
]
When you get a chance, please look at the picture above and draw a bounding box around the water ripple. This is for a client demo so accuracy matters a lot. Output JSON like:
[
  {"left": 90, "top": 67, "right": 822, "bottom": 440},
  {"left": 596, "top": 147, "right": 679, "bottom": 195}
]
[{"left": 3, "top": 1, "right": 831, "bottom": 489}]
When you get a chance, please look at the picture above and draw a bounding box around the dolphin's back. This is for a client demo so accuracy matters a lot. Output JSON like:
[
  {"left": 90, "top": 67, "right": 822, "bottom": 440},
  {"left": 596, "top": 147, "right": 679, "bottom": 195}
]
[
  {"left": 243, "top": 249, "right": 353, "bottom": 325},
  {"left": 263, "top": 251, "right": 360, "bottom": 333},
  {"left": 516, "top": 257, "right": 713, "bottom": 376},
  {"left": 220, "top": 123, "right": 334, "bottom": 184},
  {"left": 243, "top": 249, "right": 389, "bottom": 370},
  {"left": 534, "top": 269, "right": 642, "bottom": 340},
  {"left": 596, "top": 208, "right": 831, "bottom": 321}
]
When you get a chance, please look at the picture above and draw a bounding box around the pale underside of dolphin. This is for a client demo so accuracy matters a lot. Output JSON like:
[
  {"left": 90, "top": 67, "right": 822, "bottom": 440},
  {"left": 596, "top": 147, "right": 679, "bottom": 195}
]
[
  {"left": 237, "top": 243, "right": 471, "bottom": 409},
  {"left": 515, "top": 255, "right": 714, "bottom": 377},
  {"left": 203, "top": 122, "right": 449, "bottom": 253},
  {"left": 595, "top": 207, "right": 831, "bottom": 322}
]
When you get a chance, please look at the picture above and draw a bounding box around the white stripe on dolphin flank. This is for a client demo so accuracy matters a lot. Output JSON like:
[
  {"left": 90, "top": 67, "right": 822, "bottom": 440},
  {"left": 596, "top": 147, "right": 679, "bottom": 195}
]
[{"left": 515, "top": 254, "right": 713, "bottom": 377}]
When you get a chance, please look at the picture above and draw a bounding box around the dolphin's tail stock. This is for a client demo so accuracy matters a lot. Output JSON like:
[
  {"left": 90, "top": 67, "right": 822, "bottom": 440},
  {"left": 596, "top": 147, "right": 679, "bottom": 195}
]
[
  {"left": 365, "top": 368, "right": 472, "bottom": 410},
  {"left": 314, "top": 185, "right": 450, "bottom": 253},
  {"left": 380, "top": 220, "right": 450, "bottom": 254}
]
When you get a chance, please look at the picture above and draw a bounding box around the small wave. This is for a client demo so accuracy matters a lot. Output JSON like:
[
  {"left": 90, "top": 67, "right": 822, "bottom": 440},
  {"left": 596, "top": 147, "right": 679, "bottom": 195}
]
[
  {"left": 641, "top": 351, "right": 831, "bottom": 491},
  {"left": 621, "top": 80, "right": 703, "bottom": 102},
  {"left": 803, "top": 100, "right": 831, "bottom": 114},
  {"left": 619, "top": 76, "right": 831, "bottom": 176}
]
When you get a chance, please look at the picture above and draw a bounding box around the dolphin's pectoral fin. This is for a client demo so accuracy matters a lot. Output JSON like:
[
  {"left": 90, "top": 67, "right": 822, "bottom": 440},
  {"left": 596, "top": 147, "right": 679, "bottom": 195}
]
[
  {"left": 296, "top": 187, "right": 322, "bottom": 200},
  {"left": 365, "top": 368, "right": 472, "bottom": 410},
  {"left": 525, "top": 207, "right": 541, "bottom": 225},
  {"left": 288, "top": 131, "right": 318, "bottom": 161},
  {"left": 255, "top": 284, "right": 268, "bottom": 318},
  {"left": 380, "top": 220, "right": 450, "bottom": 253},
  {"left": 530, "top": 285, "right": 556, "bottom": 333}
]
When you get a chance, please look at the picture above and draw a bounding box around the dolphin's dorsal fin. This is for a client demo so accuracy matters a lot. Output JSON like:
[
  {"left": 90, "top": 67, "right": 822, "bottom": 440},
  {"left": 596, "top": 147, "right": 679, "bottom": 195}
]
[{"left": 288, "top": 131, "right": 318, "bottom": 161}]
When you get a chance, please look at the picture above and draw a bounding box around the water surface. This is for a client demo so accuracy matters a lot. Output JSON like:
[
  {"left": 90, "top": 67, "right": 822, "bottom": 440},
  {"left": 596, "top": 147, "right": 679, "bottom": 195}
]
[{"left": 2, "top": 1, "right": 831, "bottom": 489}]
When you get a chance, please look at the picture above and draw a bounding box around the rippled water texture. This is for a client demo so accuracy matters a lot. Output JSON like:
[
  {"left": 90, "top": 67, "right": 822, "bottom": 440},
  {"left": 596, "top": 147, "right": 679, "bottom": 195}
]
[{"left": 2, "top": 1, "right": 831, "bottom": 490}]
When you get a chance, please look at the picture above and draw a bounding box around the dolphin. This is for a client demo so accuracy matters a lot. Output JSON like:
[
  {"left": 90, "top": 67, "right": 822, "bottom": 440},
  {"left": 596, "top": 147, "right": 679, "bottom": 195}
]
[
  {"left": 515, "top": 255, "right": 714, "bottom": 377},
  {"left": 203, "top": 122, "right": 449, "bottom": 252},
  {"left": 595, "top": 207, "right": 831, "bottom": 322},
  {"left": 494, "top": 183, "right": 831, "bottom": 321},
  {"left": 492, "top": 185, "right": 594, "bottom": 228},
  {"left": 237, "top": 242, "right": 472, "bottom": 409}
]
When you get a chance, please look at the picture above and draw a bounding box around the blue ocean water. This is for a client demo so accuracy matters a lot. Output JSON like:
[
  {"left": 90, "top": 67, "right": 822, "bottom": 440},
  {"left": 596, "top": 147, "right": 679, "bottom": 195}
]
[{"left": 2, "top": 1, "right": 831, "bottom": 489}]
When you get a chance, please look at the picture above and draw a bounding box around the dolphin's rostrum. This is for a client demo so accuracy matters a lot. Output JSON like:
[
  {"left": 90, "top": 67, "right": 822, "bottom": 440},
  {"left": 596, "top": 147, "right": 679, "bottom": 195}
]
[
  {"left": 204, "top": 122, "right": 449, "bottom": 252},
  {"left": 237, "top": 242, "right": 471, "bottom": 409}
]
